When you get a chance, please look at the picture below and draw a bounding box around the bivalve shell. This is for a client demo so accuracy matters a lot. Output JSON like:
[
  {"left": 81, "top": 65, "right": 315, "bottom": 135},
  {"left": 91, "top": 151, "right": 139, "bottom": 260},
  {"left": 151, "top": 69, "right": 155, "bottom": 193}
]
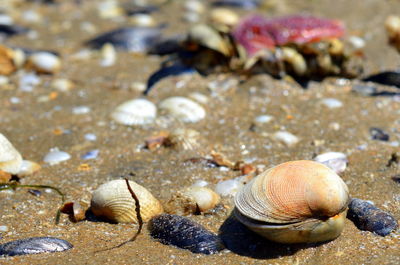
[
  {"left": 111, "top": 98, "right": 157, "bottom": 126},
  {"left": 90, "top": 179, "right": 163, "bottom": 223},
  {"left": 159, "top": 96, "right": 206, "bottom": 123},
  {"left": 27, "top": 52, "right": 61, "bottom": 74},
  {"left": 0, "top": 133, "right": 23, "bottom": 175},
  {"left": 234, "top": 160, "right": 350, "bottom": 243},
  {"left": 164, "top": 186, "right": 220, "bottom": 215}
]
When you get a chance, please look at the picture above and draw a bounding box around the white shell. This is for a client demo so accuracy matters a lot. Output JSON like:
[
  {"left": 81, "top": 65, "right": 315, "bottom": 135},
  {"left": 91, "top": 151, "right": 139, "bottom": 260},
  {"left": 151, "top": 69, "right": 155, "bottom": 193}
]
[
  {"left": 28, "top": 52, "right": 61, "bottom": 74},
  {"left": 215, "top": 178, "right": 244, "bottom": 197},
  {"left": 43, "top": 148, "right": 71, "bottom": 165},
  {"left": 111, "top": 98, "right": 157, "bottom": 126},
  {"left": 210, "top": 8, "right": 239, "bottom": 28},
  {"left": 90, "top": 179, "right": 163, "bottom": 223},
  {"left": 273, "top": 131, "right": 299, "bottom": 146},
  {"left": 164, "top": 186, "right": 220, "bottom": 215},
  {"left": 159, "top": 97, "right": 205, "bottom": 123},
  {"left": 321, "top": 98, "right": 343, "bottom": 109},
  {"left": 0, "top": 133, "right": 23, "bottom": 174},
  {"left": 314, "top": 152, "right": 348, "bottom": 174}
]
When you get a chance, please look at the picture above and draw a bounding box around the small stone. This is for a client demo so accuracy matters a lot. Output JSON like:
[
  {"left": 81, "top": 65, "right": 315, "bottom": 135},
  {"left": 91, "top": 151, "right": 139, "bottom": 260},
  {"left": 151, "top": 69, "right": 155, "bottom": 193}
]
[
  {"left": 72, "top": 106, "right": 91, "bottom": 115},
  {"left": 84, "top": 133, "right": 97, "bottom": 141},
  {"left": 254, "top": 115, "right": 273, "bottom": 124}
]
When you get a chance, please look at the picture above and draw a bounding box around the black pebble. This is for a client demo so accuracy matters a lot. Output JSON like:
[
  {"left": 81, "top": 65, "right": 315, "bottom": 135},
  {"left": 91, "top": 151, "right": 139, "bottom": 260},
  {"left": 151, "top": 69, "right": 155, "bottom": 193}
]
[
  {"left": 148, "top": 214, "right": 224, "bottom": 254},
  {"left": 369, "top": 127, "right": 389, "bottom": 141},
  {"left": 347, "top": 198, "right": 398, "bottom": 236},
  {"left": 0, "top": 237, "right": 73, "bottom": 256}
]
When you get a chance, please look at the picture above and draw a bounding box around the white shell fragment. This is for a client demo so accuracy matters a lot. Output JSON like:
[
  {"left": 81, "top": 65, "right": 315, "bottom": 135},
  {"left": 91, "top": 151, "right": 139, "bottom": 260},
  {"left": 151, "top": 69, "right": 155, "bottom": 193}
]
[
  {"left": 321, "top": 98, "right": 343, "bottom": 109},
  {"left": 17, "top": 160, "right": 41, "bottom": 177},
  {"left": 27, "top": 52, "right": 61, "bottom": 74},
  {"left": 111, "top": 98, "right": 157, "bottom": 126},
  {"left": 159, "top": 97, "right": 206, "bottom": 123},
  {"left": 0, "top": 133, "right": 23, "bottom": 174},
  {"left": 273, "top": 131, "right": 300, "bottom": 146},
  {"left": 43, "top": 148, "right": 71, "bottom": 165},
  {"left": 90, "top": 179, "right": 163, "bottom": 223},
  {"left": 314, "top": 152, "right": 348, "bottom": 174},
  {"left": 100, "top": 43, "right": 116, "bottom": 67},
  {"left": 215, "top": 178, "right": 244, "bottom": 197},
  {"left": 254, "top": 115, "right": 274, "bottom": 124}
]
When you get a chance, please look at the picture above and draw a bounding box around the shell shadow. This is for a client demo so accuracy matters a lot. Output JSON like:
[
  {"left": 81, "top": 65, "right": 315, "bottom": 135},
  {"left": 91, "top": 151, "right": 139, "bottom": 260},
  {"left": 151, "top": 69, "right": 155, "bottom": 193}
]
[{"left": 219, "top": 213, "right": 322, "bottom": 259}]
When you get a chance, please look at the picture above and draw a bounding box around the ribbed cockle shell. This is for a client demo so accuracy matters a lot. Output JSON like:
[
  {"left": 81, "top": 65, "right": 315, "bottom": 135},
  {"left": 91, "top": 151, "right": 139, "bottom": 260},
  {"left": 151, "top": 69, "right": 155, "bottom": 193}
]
[
  {"left": 234, "top": 160, "right": 350, "bottom": 243},
  {"left": 91, "top": 179, "right": 163, "bottom": 223}
]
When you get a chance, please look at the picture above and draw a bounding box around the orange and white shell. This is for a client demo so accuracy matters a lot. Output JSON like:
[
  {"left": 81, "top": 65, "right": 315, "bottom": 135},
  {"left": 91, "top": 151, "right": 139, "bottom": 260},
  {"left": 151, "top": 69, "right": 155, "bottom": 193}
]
[
  {"left": 0, "top": 133, "right": 23, "bottom": 175},
  {"left": 90, "top": 179, "right": 163, "bottom": 223},
  {"left": 234, "top": 160, "right": 350, "bottom": 243}
]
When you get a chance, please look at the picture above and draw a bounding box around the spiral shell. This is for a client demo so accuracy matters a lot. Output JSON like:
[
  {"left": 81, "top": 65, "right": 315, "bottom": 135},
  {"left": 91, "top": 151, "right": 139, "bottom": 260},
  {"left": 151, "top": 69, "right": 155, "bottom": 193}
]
[
  {"left": 90, "top": 179, "right": 163, "bottom": 223},
  {"left": 234, "top": 160, "right": 350, "bottom": 243}
]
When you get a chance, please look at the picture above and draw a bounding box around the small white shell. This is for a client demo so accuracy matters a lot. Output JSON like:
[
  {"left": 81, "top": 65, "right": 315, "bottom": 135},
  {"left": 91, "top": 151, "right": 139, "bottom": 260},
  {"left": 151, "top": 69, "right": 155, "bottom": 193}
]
[
  {"left": 51, "top": 78, "right": 74, "bottom": 92},
  {"left": 130, "top": 14, "right": 155, "bottom": 27},
  {"left": 164, "top": 186, "right": 220, "bottom": 215},
  {"left": 27, "top": 52, "right": 61, "bottom": 74},
  {"left": 321, "top": 98, "right": 343, "bottom": 109},
  {"left": 111, "top": 98, "right": 157, "bottom": 126},
  {"left": 314, "top": 152, "right": 348, "bottom": 174},
  {"left": 90, "top": 179, "right": 163, "bottom": 223},
  {"left": 159, "top": 97, "right": 205, "bottom": 123},
  {"left": 210, "top": 8, "right": 239, "bottom": 28},
  {"left": 100, "top": 43, "right": 116, "bottom": 67},
  {"left": 215, "top": 178, "right": 244, "bottom": 197},
  {"left": 273, "top": 131, "right": 299, "bottom": 146},
  {"left": 17, "top": 160, "right": 41, "bottom": 177},
  {"left": 0, "top": 133, "right": 23, "bottom": 174},
  {"left": 43, "top": 148, "right": 71, "bottom": 165}
]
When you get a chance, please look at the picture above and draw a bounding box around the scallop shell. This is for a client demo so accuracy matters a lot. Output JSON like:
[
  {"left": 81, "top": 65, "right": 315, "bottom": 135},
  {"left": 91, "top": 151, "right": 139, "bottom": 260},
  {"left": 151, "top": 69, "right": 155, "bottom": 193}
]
[
  {"left": 0, "top": 133, "right": 23, "bottom": 175},
  {"left": 159, "top": 97, "right": 205, "bottom": 123},
  {"left": 111, "top": 98, "right": 157, "bottom": 126},
  {"left": 90, "top": 179, "right": 163, "bottom": 223},
  {"left": 234, "top": 160, "right": 350, "bottom": 243}
]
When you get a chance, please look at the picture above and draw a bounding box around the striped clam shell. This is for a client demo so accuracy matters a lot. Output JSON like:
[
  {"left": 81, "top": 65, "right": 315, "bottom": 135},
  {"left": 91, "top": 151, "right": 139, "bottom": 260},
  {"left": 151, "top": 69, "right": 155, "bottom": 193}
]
[{"left": 90, "top": 179, "right": 163, "bottom": 223}]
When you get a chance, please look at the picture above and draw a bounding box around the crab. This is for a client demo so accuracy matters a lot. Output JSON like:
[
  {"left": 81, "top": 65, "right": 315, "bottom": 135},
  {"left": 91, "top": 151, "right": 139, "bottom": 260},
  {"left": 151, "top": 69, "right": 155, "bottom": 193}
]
[{"left": 145, "top": 14, "right": 364, "bottom": 94}]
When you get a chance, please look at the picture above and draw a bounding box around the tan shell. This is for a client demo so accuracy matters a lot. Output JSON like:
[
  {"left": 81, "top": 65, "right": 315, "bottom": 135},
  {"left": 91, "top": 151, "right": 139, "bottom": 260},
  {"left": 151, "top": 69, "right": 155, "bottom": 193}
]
[
  {"left": 234, "top": 160, "right": 349, "bottom": 243},
  {"left": 0, "top": 133, "right": 23, "bottom": 175},
  {"left": 164, "top": 186, "right": 220, "bottom": 215},
  {"left": 90, "top": 179, "right": 163, "bottom": 223}
]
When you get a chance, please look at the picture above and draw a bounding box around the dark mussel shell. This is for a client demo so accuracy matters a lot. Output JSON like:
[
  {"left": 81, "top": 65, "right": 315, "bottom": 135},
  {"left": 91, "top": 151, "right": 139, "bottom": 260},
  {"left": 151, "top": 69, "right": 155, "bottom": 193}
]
[
  {"left": 347, "top": 198, "right": 398, "bottom": 236},
  {"left": 0, "top": 237, "right": 73, "bottom": 256},
  {"left": 211, "top": 0, "right": 260, "bottom": 9},
  {"left": 0, "top": 24, "right": 29, "bottom": 38},
  {"left": 85, "top": 26, "right": 163, "bottom": 53},
  {"left": 363, "top": 71, "right": 400, "bottom": 88},
  {"left": 148, "top": 214, "right": 224, "bottom": 254}
]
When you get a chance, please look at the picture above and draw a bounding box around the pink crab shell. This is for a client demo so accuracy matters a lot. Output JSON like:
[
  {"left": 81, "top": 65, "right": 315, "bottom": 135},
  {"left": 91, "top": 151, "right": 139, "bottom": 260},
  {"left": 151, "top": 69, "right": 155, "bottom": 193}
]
[{"left": 232, "top": 14, "right": 345, "bottom": 56}]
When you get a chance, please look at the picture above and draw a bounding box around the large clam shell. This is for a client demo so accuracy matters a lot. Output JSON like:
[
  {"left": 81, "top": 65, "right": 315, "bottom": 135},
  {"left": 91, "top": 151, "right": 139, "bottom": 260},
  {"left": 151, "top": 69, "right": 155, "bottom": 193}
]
[
  {"left": 234, "top": 160, "right": 350, "bottom": 243},
  {"left": 90, "top": 179, "right": 163, "bottom": 223},
  {"left": 0, "top": 133, "right": 23, "bottom": 175}
]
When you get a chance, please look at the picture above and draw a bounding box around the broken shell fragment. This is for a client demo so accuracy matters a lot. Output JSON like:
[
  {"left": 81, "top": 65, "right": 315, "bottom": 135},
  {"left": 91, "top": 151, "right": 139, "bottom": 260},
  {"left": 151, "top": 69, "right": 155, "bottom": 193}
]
[
  {"left": 164, "top": 186, "right": 220, "bottom": 215},
  {"left": 314, "top": 152, "right": 348, "bottom": 174},
  {"left": 90, "top": 179, "right": 163, "bottom": 223},
  {"left": 111, "top": 98, "right": 157, "bottom": 126},
  {"left": 347, "top": 198, "right": 398, "bottom": 236},
  {"left": 0, "top": 133, "right": 23, "bottom": 175},
  {"left": 148, "top": 214, "right": 224, "bottom": 254},
  {"left": 0, "top": 237, "right": 73, "bottom": 256},
  {"left": 26, "top": 52, "right": 61, "bottom": 74},
  {"left": 43, "top": 148, "right": 71, "bottom": 165},
  {"left": 159, "top": 97, "right": 206, "bottom": 123},
  {"left": 234, "top": 160, "right": 350, "bottom": 244}
]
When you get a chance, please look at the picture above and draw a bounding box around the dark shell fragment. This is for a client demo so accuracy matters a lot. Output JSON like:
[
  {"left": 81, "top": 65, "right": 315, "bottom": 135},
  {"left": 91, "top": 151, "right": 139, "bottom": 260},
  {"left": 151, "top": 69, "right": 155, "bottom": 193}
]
[
  {"left": 148, "top": 214, "right": 224, "bottom": 254},
  {"left": 0, "top": 24, "right": 29, "bottom": 38},
  {"left": 85, "top": 26, "right": 163, "bottom": 53},
  {"left": 347, "top": 198, "right": 398, "bottom": 236},
  {"left": 363, "top": 71, "right": 400, "bottom": 88},
  {"left": 369, "top": 127, "right": 389, "bottom": 141},
  {"left": 211, "top": 0, "right": 260, "bottom": 9},
  {"left": 0, "top": 237, "right": 73, "bottom": 256}
]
